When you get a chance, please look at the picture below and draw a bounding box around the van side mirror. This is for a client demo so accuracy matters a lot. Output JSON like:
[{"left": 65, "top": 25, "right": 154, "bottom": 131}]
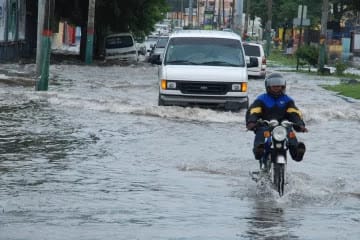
[{"left": 247, "top": 57, "right": 258, "bottom": 68}]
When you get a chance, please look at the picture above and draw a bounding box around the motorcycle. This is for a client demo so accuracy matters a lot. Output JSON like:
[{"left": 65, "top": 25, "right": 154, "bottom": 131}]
[{"left": 250, "top": 119, "right": 299, "bottom": 196}]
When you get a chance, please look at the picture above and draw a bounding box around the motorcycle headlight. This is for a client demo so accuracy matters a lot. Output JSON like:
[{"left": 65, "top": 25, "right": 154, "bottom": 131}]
[{"left": 272, "top": 126, "right": 287, "bottom": 141}]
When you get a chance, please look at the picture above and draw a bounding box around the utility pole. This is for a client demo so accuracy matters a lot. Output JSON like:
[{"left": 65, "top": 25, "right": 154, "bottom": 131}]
[
  {"left": 244, "top": 0, "right": 250, "bottom": 34},
  {"left": 318, "top": 0, "right": 329, "bottom": 72},
  {"left": 233, "top": 0, "right": 243, "bottom": 35},
  {"left": 296, "top": 4, "right": 305, "bottom": 70},
  {"left": 36, "top": 0, "right": 54, "bottom": 91},
  {"left": 85, "top": 0, "right": 96, "bottom": 64},
  {"left": 222, "top": 0, "right": 225, "bottom": 28},
  {"left": 217, "top": 0, "right": 221, "bottom": 29},
  {"left": 188, "top": 0, "right": 193, "bottom": 28},
  {"left": 197, "top": 0, "right": 200, "bottom": 27},
  {"left": 265, "top": 0, "right": 272, "bottom": 57},
  {"left": 181, "top": 0, "right": 184, "bottom": 27},
  {"left": 36, "top": 0, "right": 45, "bottom": 76}
]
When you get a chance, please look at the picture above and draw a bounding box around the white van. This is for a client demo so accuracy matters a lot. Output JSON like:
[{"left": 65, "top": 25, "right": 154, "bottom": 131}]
[
  {"left": 243, "top": 42, "right": 267, "bottom": 79},
  {"left": 157, "top": 30, "right": 256, "bottom": 111},
  {"left": 104, "top": 33, "right": 138, "bottom": 62}
]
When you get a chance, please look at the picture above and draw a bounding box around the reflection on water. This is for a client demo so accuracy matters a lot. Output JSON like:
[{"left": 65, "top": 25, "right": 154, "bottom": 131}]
[
  {"left": 244, "top": 200, "right": 296, "bottom": 240},
  {"left": 0, "top": 99, "right": 90, "bottom": 167}
]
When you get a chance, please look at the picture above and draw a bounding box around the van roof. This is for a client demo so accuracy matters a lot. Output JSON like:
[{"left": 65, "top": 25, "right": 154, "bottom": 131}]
[
  {"left": 169, "top": 30, "right": 241, "bottom": 41},
  {"left": 106, "top": 33, "right": 134, "bottom": 38}
]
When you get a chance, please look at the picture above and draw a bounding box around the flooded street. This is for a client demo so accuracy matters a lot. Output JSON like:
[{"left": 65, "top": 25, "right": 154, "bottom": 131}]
[{"left": 1, "top": 62, "right": 359, "bottom": 239}]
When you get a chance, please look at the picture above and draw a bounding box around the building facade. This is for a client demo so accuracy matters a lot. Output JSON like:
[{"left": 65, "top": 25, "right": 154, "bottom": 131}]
[{"left": 0, "top": 0, "right": 37, "bottom": 62}]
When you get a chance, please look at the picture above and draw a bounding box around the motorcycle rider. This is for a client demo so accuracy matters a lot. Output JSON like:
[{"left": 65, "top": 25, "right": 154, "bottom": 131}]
[{"left": 246, "top": 72, "right": 308, "bottom": 161}]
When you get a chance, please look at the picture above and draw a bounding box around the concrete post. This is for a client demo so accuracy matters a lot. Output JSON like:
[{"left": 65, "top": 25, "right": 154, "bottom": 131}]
[
  {"left": 85, "top": 0, "right": 96, "bottom": 64},
  {"left": 36, "top": 0, "right": 45, "bottom": 76},
  {"left": 36, "top": 0, "right": 54, "bottom": 91}
]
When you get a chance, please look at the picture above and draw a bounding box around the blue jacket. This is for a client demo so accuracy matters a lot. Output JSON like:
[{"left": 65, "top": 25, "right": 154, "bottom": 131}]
[{"left": 246, "top": 93, "right": 305, "bottom": 131}]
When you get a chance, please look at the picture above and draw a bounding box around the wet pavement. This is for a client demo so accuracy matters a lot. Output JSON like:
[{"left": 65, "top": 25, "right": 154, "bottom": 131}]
[{"left": 0, "top": 61, "right": 359, "bottom": 240}]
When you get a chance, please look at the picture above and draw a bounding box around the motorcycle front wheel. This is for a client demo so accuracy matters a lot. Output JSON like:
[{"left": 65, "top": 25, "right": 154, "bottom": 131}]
[{"left": 273, "top": 163, "right": 285, "bottom": 196}]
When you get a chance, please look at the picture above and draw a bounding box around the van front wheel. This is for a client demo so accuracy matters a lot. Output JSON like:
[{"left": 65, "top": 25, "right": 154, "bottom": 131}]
[{"left": 158, "top": 95, "right": 165, "bottom": 106}]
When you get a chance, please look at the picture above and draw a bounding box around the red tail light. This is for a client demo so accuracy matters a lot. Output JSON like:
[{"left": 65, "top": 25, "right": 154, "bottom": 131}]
[{"left": 262, "top": 57, "right": 266, "bottom": 65}]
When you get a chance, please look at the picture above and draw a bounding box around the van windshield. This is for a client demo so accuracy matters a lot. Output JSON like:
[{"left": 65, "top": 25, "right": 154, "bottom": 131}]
[
  {"left": 106, "top": 35, "right": 134, "bottom": 49},
  {"left": 164, "top": 37, "right": 245, "bottom": 67}
]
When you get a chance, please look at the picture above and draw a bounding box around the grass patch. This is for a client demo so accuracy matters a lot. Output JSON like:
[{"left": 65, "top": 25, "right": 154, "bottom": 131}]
[
  {"left": 322, "top": 81, "right": 360, "bottom": 99},
  {"left": 267, "top": 48, "right": 297, "bottom": 66},
  {"left": 267, "top": 47, "right": 360, "bottom": 99}
]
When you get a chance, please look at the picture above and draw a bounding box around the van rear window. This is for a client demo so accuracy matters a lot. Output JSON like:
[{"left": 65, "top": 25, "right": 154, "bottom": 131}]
[
  {"left": 243, "top": 45, "right": 261, "bottom": 57},
  {"left": 106, "top": 36, "right": 134, "bottom": 49}
]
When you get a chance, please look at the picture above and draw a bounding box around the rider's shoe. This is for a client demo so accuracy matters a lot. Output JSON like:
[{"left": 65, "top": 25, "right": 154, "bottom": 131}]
[
  {"left": 253, "top": 144, "right": 264, "bottom": 160},
  {"left": 293, "top": 142, "right": 306, "bottom": 162}
]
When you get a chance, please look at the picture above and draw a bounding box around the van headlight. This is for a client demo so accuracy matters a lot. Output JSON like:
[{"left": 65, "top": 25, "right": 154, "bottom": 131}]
[
  {"left": 161, "top": 80, "right": 176, "bottom": 89},
  {"left": 232, "top": 83, "right": 241, "bottom": 91},
  {"left": 167, "top": 81, "right": 176, "bottom": 89},
  {"left": 231, "top": 83, "right": 247, "bottom": 92},
  {"left": 272, "top": 126, "right": 287, "bottom": 141}
]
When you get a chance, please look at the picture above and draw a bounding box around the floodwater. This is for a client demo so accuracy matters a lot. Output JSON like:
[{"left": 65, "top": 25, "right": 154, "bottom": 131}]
[{"left": 0, "top": 62, "right": 359, "bottom": 240}]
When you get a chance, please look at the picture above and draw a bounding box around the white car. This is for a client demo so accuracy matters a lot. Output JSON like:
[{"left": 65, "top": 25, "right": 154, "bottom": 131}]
[
  {"left": 149, "top": 36, "right": 169, "bottom": 64},
  {"left": 104, "top": 33, "right": 138, "bottom": 62},
  {"left": 243, "top": 42, "right": 266, "bottom": 78},
  {"left": 144, "top": 35, "right": 158, "bottom": 56},
  {"left": 157, "top": 30, "right": 256, "bottom": 111}
]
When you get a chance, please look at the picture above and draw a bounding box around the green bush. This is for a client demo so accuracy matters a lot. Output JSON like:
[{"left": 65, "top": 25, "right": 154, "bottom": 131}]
[
  {"left": 295, "top": 45, "right": 319, "bottom": 68},
  {"left": 335, "top": 61, "right": 348, "bottom": 75}
]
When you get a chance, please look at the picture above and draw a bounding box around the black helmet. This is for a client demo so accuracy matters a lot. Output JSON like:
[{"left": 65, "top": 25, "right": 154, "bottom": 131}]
[{"left": 265, "top": 73, "right": 286, "bottom": 95}]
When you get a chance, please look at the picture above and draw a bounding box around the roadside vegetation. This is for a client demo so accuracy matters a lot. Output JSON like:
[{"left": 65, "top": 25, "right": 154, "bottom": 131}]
[
  {"left": 322, "top": 82, "right": 360, "bottom": 99},
  {"left": 267, "top": 48, "right": 360, "bottom": 99}
]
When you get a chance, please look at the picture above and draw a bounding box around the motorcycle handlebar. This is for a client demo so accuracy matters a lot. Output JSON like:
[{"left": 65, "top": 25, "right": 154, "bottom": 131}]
[{"left": 256, "top": 119, "right": 296, "bottom": 128}]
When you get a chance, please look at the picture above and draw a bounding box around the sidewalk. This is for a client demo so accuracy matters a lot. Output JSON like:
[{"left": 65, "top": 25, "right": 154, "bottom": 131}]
[{"left": 350, "top": 56, "right": 360, "bottom": 68}]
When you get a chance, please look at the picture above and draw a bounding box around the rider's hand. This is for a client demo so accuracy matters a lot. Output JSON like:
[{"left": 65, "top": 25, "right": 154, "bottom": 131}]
[
  {"left": 299, "top": 125, "right": 308, "bottom": 132},
  {"left": 247, "top": 122, "right": 257, "bottom": 130}
]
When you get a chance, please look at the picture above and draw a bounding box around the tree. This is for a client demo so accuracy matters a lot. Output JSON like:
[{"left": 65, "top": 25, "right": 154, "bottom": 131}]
[
  {"left": 54, "top": 0, "right": 169, "bottom": 59},
  {"left": 248, "top": 0, "right": 323, "bottom": 34}
]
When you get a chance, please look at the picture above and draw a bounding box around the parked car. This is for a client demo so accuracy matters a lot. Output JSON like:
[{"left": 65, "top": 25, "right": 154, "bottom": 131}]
[
  {"left": 157, "top": 30, "right": 257, "bottom": 111},
  {"left": 173, "top": 26, "right": 183, "bottom": 32},
  {"left": 222, "top": 28, "right": 233, "bottom": 32},
  {"left": 149, "top": 36, "right": 169, "bottom": 64},
  {"left": 134, "top": 35, "right": 147, "bottom": 56},
  {"left": 144, "top": 35, "right": 158, "bottom": 56},
  {"left": 104, "top": 33, "right": 138, "bottom": 62},
  {"left": 243, "top": 42, "right": 266, "bottom": 78}
]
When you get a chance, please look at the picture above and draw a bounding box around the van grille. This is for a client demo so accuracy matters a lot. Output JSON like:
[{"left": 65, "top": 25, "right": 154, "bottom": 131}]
[{"left": 179, "top": 82, "right": 230, "bottom": 95}]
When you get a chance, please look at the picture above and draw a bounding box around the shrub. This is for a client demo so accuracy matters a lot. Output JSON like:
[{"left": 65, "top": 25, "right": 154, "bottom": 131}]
[
  {"left": 335, "top": 61, "right": 348, "bottom": 75},
  {"left": 295, "top": 45, "right": 319, "bottom": 70}
]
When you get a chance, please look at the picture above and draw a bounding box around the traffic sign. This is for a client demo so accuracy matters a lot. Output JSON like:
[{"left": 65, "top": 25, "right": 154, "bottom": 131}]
[{"left": 293, "top": 18, "right": 310, "bottom": 27}]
